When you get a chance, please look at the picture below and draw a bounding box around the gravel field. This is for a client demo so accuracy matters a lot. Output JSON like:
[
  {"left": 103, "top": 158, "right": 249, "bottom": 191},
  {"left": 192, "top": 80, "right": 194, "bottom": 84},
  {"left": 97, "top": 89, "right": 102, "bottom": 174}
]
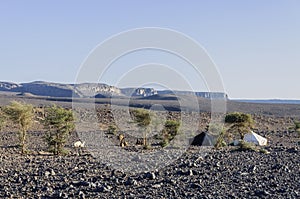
[
  {"left": 0, "top": 143, "right": 299, "bottom": 198},
  {"left": 0, "top": 97, "right": 300, "bottom": 198}
]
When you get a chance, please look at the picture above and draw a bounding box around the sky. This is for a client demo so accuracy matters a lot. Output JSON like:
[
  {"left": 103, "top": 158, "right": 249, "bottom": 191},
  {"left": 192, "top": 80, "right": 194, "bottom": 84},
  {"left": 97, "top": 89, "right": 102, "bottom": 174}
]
[{"left": 0, "top": 0, "right": 299, "bottom": 99}]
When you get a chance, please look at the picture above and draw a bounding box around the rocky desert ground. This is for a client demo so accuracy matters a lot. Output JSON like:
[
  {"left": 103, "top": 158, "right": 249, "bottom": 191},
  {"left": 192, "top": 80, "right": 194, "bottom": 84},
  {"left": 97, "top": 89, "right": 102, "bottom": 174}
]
[{"left": 0, "top": 93, "right": 299, "bottom": 198}]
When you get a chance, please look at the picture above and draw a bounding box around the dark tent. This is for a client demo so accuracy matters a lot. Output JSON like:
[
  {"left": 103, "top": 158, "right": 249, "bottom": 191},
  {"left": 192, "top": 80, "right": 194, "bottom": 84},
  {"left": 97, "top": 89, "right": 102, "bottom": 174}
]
[{"left": 191, "top": 132, "right": 216, "bottom": 146}]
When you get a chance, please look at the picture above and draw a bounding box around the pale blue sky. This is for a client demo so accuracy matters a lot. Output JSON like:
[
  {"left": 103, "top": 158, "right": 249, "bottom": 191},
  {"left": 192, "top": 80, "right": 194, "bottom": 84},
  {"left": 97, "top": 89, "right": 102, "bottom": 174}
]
[{"left": 0, "top": 1, "right": 299, "bottom": 99}]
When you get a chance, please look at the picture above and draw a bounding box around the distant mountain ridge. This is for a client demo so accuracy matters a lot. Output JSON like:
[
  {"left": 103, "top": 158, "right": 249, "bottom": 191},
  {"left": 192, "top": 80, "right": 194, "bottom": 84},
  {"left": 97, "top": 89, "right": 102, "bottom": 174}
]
[
  {"left": 0, "top": 81, "right": 227, "bottom": 99},
  {"left": 234, "top": 99, "right": 300, "bottom": 105},
  {"left": 0, "top": 81, "right": 122, "bottom": 98}
]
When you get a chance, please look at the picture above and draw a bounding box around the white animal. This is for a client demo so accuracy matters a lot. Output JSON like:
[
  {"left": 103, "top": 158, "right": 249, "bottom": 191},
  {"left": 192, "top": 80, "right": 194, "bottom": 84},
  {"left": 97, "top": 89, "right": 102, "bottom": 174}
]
[
  {"left": 74, "top": 141, "right": 85, "bottom": 156},
  {"left": 74, "top": 141, "right": 85, "bottom": 148}
]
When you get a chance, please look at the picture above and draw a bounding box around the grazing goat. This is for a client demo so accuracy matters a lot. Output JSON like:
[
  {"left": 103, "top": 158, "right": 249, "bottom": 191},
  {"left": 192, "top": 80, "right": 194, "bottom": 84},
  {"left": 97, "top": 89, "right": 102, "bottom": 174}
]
[
  {"left": 74, "top": 141, "right": 85, "bottom": 148},
  {"left": 74, "top": 141, "right": 85, "bottom": 155},
  {"left": 118, "top": 134, "right": 128, "bottom": 147}
]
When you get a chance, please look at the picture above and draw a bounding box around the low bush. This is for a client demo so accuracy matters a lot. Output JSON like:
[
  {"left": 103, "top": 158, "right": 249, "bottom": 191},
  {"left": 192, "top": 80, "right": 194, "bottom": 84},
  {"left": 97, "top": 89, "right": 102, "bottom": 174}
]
[
  {"left": 291, "top": 121, "right": 300, "bottom": 136},
  {"left": 259, "top": 148, "right": 270, "bottom": 154},
  {"left": 238, "top": 140, "right": 258, "bottom": 152},
  {"left": 107, "top": 125, "right": 118, "bottom": 135},
  {"left": 225, "top": 112, "right": 254, "bottom": 140},
  {"left": 214, "top": 130, "right": 227, "bottom": 149},
  {"left": 0, "top": 108, "right": 6, "bottom": 131},
  {"left": 160, "top": 120, "right": 180, "bottom": 147}
]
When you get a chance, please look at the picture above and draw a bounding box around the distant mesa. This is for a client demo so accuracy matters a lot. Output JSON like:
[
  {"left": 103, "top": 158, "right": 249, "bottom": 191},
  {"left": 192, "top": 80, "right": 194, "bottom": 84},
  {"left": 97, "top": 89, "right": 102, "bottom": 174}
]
[{"left": 0, "top": 81, "right": 228, "bottom": 99}]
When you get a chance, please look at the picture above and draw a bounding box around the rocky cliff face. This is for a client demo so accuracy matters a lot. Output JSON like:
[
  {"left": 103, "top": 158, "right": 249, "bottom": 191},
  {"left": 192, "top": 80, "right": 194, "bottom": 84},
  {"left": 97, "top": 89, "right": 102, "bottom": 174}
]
[
  {"left": 0, "top": 82, "right": 20, "bottom": 90},
  {"left": 121, "top": 88, "right": 158, "bottom": 97},
  {"left": 74, "top": 83, "right": 122, "bottom": 97}
]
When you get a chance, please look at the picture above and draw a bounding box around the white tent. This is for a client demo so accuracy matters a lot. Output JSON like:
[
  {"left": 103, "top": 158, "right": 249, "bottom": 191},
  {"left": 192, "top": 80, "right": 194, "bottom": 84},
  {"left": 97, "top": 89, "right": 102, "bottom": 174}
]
[{"left": 244, "top": 131, "right": 267, "bottom": 146}]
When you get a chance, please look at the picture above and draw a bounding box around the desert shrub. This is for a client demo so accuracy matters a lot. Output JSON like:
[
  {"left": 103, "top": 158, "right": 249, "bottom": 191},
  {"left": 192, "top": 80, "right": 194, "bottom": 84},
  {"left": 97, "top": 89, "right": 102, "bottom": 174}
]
[
  {"left": 259, "top": 148, "right": 270, "bottom": 154},
  {"left": 131, "top": 108, "right": 151, "bottom": 147},
  {"left": 43, "top": 105, "right": 74, "bottom": 155},
  {"left": 207, "top": 123, "right": 223, "bottom": 135},
  {"left": 231, "top": 140, "right": 268, "bottom": 153},
  {"left": 205, "top": 123, "right": 228, "bottom": 149},
  {"left": 294, "top": 121, "right": 300, "bottom": 131},
  {"left": 214, "top": 130, "right": 227, "bottom": 149},
  {"left": 0, "top": 108, "right": 6, "bottom": 131},
  {"left": 131, "top": 109, "right": 151, "bottom": 126},
  {"left": 163, "top": 120, "right": 180, "bottom": 139},
  {"left": 290, "top": 121, "right": 300, "bottom": 135},
  {"left": 143, "top": 144, "right": 151, "bottom": 150},
  {"left": 225, "top": 112, "right": 254, "bottom": 139},
  {"left": 107, "top": 125, "right": 118, "bottom": 135},
  {"left": 3, "top": 101, "right": 34, "bottom": 154},
  {"left": 238, "top": 140, "right": 258, "bottom": 152},
  {"left": 160, "top": 139, "right": 169, "bottom": 147},
  {"left": 160, "top": 120, "right": 180, "bottom": 147}
]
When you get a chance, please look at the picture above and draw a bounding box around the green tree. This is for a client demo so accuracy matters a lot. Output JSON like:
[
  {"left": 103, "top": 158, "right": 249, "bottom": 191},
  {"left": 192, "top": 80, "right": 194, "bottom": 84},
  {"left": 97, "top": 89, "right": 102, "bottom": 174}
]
[
  {"left": 131, "top": 108, "right": 151, "bottom": 147},
  {"left": 4, "top": 101, "right": 34, "bottom": 154},
  {"left": 44, "top": 105, "right": 75, "bottom": 155},
  {"left": 225, "top": 112, "right": 254, "bottom": 140}
]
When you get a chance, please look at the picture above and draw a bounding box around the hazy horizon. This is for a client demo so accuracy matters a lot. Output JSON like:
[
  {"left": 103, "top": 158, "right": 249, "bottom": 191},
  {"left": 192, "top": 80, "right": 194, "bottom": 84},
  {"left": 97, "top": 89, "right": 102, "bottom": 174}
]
[{"left": 1, "top": 1, "right": 299, "bottom": 99}]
